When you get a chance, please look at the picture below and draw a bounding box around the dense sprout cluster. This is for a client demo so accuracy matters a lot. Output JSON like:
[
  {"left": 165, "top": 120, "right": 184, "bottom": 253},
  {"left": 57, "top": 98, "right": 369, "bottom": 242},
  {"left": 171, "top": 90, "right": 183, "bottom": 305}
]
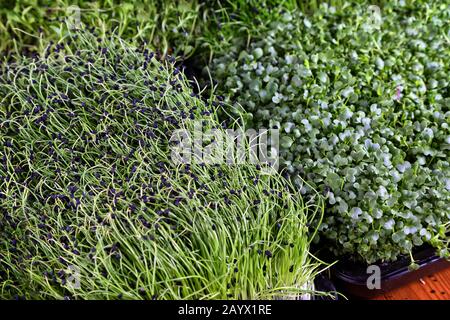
[
  {"left": 0, "top": 0, "right": 204, "bottom": 58},
  {"left": 0, "top": 31, "right": 325, "bottom": 299},
  {"left": 210, "top": 2, "right": 450, "bottom": 263}
]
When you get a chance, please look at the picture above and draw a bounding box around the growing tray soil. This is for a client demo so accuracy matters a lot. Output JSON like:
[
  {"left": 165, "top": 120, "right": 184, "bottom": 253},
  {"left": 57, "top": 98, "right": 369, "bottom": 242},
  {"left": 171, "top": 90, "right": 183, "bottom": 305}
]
[{"left": 331, "top": 246, "right": 450, "bottom": 299}]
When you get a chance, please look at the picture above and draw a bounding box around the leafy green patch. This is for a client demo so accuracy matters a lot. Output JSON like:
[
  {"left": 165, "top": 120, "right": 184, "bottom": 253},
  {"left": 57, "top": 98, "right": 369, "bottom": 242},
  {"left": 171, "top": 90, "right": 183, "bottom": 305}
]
[{"left": 209, "top": 1, "right": 450, "bottom": 263}]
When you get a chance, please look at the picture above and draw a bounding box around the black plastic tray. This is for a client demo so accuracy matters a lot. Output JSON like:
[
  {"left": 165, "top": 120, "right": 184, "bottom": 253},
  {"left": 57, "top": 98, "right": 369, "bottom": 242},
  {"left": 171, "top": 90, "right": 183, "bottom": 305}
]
[
  {"left": 330, "top": 245, "right": 450, "bottom": 299},
  {"left": 313, "top": 273, "right": 339, "bottom": 300}
]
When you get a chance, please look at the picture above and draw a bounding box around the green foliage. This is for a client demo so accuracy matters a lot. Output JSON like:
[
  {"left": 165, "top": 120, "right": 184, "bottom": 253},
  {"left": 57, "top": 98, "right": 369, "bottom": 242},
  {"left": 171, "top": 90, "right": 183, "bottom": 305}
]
[
  {"left": 0, "top": 0, "right": 204, "bottom": 58},
  {"left": 0, "top": 31, "right": 327, "bottom": 299},
  {"left": 0, "top": 0, "right": 390, "bottom": 61},
  {"left": 209, "top": 1, "right": 450, "bottom": 263}
]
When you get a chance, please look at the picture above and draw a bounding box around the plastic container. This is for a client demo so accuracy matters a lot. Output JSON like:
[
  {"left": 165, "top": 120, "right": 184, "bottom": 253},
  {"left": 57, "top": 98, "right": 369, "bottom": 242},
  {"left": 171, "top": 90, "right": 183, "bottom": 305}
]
[
  {"left": 313, "top": 273, "right": 339, "bottom": 300},
  {"left": 331, "top": 245, "right": 450, "bottom": 299}
]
